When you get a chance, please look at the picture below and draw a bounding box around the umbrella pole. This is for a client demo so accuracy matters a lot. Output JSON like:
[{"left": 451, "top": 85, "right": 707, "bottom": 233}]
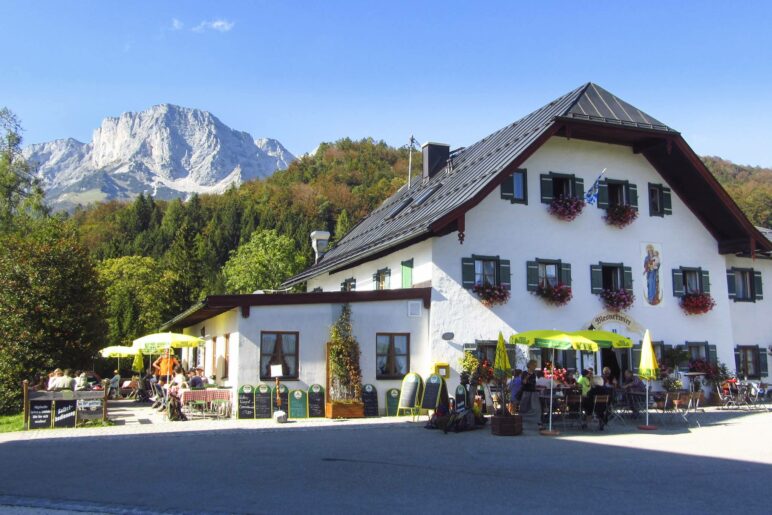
[
  {"left": 541, "top": 348, "right": 559, "bottom": 436},
  {"left": 638, "top": 379, "right": 657, "bottom": 430}
]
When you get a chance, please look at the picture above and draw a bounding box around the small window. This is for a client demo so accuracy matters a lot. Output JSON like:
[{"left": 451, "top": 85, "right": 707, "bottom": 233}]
[
  {"left": 341, "top": 277, "right": 356, "bottom": 292},
  {"left": 373, "top": 268, "right": 390, "bottom": 290},
  {"left": 736, "top": 346, "right": 760, "bottom": 379},
  {"left": 733, "top": 268, "right": 755, "bottom": 301},
  {"left": 462, "top": 255, "right": 510, "bottom": 290},
  {"left": 606, "top": 180, "right": 628, "bottom": 207},
  {"left": 475, "top": 257, "right": 498, "bottom": 286},
  {"left": 413, "top": 184, "right": 441, "bottom": 207},
  {"left": 602, "top": 264, "right": 623, "bottom": 291},
  {"left": 376, "top": 333, "right": 410, "bottom": 379},
  {"left": 553, "top": 175, "right": 574, "bottom": 198},
  {"left": 687, "top": 342, "right": 708, "bottom": 361},
  {"left": 260, "top": 332, "right": 299, "bottom": 380},
  {"left": 538, "top": 260, "right": 560, "bottom": 288},
  {"left": 386, "top": 197, "right": 412, "bottom": 219},
  {"left": 540, "top": 172, "right": 583, "bottom": 204},
  {"left": 648, "top": 183, "right": 672, "bottom": 216},
  {"left": 682, "top": 268, "right": 702, "bottom": 294},
  {"left": 513, "top": 169, "right": 527, "bottom": 203}
]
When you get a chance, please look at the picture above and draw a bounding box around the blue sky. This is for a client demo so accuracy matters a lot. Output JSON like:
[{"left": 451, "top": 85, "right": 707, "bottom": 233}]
[{"left": 3, "top": 1, "right": 772, "bottom": 166}]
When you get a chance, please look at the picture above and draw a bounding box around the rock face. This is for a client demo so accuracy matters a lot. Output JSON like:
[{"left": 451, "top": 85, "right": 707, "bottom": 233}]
[{"left": 23, "top": 104, "right": 295, "bottom": 210}]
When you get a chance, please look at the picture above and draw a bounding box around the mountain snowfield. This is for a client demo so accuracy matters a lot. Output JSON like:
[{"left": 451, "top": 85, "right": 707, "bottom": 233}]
[{"left": 23, "top": 104, "right": 295, "bottom": 209}]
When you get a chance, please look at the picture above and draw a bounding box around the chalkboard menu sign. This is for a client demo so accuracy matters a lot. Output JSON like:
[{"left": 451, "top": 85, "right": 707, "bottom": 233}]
[
  {"left": 308, "top": 384, "right": 325, "bottom": 418},
  {"left": 455, "top": 384, "right": 467, "bottom": 411},
  {"left": 289, "top": 390, "right": 308, "bottom": 418},
  {"left": 53, "top": 400, "right": 77, "bottom": 428},
  {"left": 398, "top": 373, "right": 422, "bottom": 410},
  {"left": 237, "top": 385, "right": 255, "bottom": 419},
  {"left": 255, "top": 384, "right": 272, "bottom": 419},
  {"left": 385, "top": 388, "right": 400, "bottom": 416},
  {"left": 29, "top": 400, "right": 53, "bottom": 429},
  {"left": 420, "top": 374, "right": 444, "bottom": 410},
  {"left": 362, "top": 384, "right": 378, "bottom": 417},
  {"left": 272, "top": 384, "right": 289, "bottom": 413}
]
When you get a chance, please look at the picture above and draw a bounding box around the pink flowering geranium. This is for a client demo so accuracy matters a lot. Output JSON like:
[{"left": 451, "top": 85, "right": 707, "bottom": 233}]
[
  {"left": 680, "top": 292, "right": 715, "bottom": 315},
  {"left": 600, "top": 288, "right": 635, "bottom": 312},
  {"left": 604, "top": 204, "right": 638, "bottom": 228},
  {"left": 549, "top": 196, "right": 585, "bottom": 221},
  {"left": 472, "top": 283, "right": 510, "bottom": 307},
  {"left": 533, "top": 282, "right": 572, "bottom": 306}
]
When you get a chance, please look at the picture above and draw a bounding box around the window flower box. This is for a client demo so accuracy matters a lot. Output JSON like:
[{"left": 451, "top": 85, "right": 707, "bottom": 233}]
[
  {"left": 472, "top": 283, "right": 510, "bottom": 307},
  {"left": 680, "top": 292, "right": 716, "bottom": 315},
  {"left": 600, "top": 288, "right": 635, "bottom": 312},
  {"left": 604, "top": 204, "right": 638, "bottom": 228},
  {"left": 533, "top": 283, "right": 572, "bottom": 306},
  {"left": 548, "top": 196, "right": 585, "bottom": 221}
]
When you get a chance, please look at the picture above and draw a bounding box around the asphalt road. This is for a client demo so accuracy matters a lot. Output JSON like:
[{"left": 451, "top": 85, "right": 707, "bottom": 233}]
[{"left": 0, "top": 411, "right": 770, "bottom": 514}]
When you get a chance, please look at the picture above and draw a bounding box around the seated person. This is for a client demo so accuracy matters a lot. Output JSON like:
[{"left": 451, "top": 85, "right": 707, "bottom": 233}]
[
  {"left": 189, "top": 370, "right": 204, "bottom": 389},
  {"left": 622, "top": 370, "right": 645, "bottom": 392},
  {"left": 74, "top": 372, "right": 90, "bottom": 391},
  {"left": 167, "top": 365, "right": 189, "bottom": 397},
  {"left": 197, "top": 368, "right": 209, "bottom": 386},
  {"left": 577, "top": 369, "right": 593, "bottom": 427},
  {"left": 508, "top": 369, "right": 522, "bottom": 414},
  {"left": 601, "top": 366, "right": 618, "bottom": 387}
]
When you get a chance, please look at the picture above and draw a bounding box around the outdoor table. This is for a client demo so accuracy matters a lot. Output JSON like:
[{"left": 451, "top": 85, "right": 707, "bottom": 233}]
[{"left": 179, "top": 389, "right": 232, "bottom": 418}]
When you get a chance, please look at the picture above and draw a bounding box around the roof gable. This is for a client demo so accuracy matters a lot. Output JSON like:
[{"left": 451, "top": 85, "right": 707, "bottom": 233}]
[{"left": 284, "top": 83, "right": 770, "bottom": 286}]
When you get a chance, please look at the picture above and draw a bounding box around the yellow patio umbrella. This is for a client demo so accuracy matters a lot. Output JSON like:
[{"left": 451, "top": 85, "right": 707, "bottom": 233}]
[
  {"left": 511, "top": 330, "right": 599, "bottom": 435},
  {"left": 99, "top": 345, "right": 137, "bottom": 372},
  {"left": 638, "top": 329, "right": 659, "bottom": 430},
  {"left": 570, "top": 330, "right": 633, "bottom": 349},
  {"left": 132, "top": 332, "right": 204, "bottom": 382}
]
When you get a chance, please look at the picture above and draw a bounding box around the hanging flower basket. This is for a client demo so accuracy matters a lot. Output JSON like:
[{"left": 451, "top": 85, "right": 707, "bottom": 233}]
[
  {"left": 680, "top": 292, "right": 716, "bottom": 315},
  {"left": 604, "top": 204, "right": 638, "bottom": 228},
  {"left": 533, "top": 283, "right": 572, "bottom": 306},
  {"left": 472, "top": 283, "right": 510, "bottom": 307},
  {"left": 600, "top": 288, "right": 635, "bottom": 312},
  {"left": 548, "top": 196, "right": 585, "bottom": 221}
]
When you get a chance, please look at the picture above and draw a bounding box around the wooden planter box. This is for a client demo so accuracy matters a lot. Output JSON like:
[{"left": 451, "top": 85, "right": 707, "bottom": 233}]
[
  {"left": 491, "top": 414, "right": 522, "bottom": 436},
  {"left": 326, "top": 401, "right": 364, "bottom": 419}
]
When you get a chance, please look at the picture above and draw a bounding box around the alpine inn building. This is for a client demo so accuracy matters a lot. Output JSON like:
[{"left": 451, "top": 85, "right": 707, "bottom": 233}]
[{"left": 164, "top": 83, "right": 771, "bottom": 412}]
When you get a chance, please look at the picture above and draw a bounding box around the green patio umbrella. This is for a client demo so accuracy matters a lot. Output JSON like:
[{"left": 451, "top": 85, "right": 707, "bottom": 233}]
[
  {"left": 570, "top": 330, "right": 633, "bottom": 349},
  {"left": 512, "top": 330, "right": 599, "bottom": 435},
  {"left": 99, "top": 345, "right": 137, "bottom": 372}
]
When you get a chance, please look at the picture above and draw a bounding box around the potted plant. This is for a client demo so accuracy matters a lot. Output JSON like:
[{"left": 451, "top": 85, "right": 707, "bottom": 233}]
[
  {"left": 472, "top": 283, "right": 510, "bottom": 307},
  {"left": 326, "top": 303, "right": 364, "bottom": 418},
  {"left": 533, "top": 282, "right": 572, "bottom": 306},
  {"left": 680, "top": 292, "right": 716, "bottom": 315},
  {"left": 600, "top": 288, "right": 635, "bottom": 312},
  {"left": 458, "top": 351, "right": 480, "bottom": 388},
  {"left": 604, "top": 204, "right": 638, "bottom": 228},
  {"left": 490, "top": 332, "right": 522, "bottom": 436},
  {"left": 548, "top": 195, "right": 585, "bottom": 221}
]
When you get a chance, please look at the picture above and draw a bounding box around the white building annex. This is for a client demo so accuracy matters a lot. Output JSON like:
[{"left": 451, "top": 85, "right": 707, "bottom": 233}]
[{"left": 164, "top": 83, "right": 771, "bottom": 412}]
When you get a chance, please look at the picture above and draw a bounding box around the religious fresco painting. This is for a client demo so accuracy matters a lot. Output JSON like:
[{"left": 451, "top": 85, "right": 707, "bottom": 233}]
[{"left": 641, "top": 242, "right": 663, "bottom": 306}]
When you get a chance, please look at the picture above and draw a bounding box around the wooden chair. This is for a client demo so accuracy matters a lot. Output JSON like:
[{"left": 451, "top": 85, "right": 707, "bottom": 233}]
[
  {"left": 591, "top": 394, "right": 610, "bottom": 430},
  {"left": 561, "top": 393, "right": 583, "bottom": 430}
]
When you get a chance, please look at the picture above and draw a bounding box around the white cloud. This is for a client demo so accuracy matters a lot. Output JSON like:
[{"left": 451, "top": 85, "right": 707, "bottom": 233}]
[
  {"left": 171, "top": 18, "right": 184, "bottom": 31},
  {"left": 191, "top": 19, "right": 235, "bottom": 33}
]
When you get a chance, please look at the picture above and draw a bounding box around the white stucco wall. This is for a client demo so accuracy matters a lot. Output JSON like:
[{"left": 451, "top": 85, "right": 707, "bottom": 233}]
[
  {"left": 725, "top": 254, "right": 771, "bottom": 378},
  {"left": 430, "top": 136, "right": 738, "bottom": 376},
  {"left": 185, "top": 299, "right": 430, "bottom": 414},
  {"left": 307, "top": 239, "right": 432, "bottom": 292},
  {"left": 181, "top": 310, "right": 239, "bottom": 387}
]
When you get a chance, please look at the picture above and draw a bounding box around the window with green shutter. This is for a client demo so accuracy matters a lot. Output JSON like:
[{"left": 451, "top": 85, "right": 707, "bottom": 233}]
[
  {"left": 401, "top": 259, "right": 413, "bottom": 288},
  {"left": 373, "top": 268, "right": 391, "bottom": 290},
  {"left": 461, "top": 255, "right": 510, "bottom": 290},
  {"left": 540, "top": 172, "right": 581, "bottom": 203},
  {"left": 673, "top": 267, "right": 709, "bottom": 295},
  {"left": 597, "top": 179, "right": 638, "bottom": 211},
  {"left": 590, "top": 262, "right": 631, "bottom": 294},
  {"left": 729, "top": 268, "right": 762, "bottom": 302},
  {"left": 500, "top": 168, "right": 527, "bottom": 204},
  {"left": 340, "top": 277, "right": 356, "bottom": 292},
  {"left": 527, "top": 259, "right": 571, "bottom": 291},
  {"left": 736, "top": 345, "right": 764, "bottom": 379},
  {"left": 686, "top": 341, "right": 709, "bottom": 361},
  {"left": 648, "top": 183, "right": 672, "bottom": 216}
]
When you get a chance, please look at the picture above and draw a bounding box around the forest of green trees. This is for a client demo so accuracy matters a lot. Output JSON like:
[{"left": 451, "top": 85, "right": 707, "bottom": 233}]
[{"left": 1, "top": 105, "right": 770, "bottom": 415}]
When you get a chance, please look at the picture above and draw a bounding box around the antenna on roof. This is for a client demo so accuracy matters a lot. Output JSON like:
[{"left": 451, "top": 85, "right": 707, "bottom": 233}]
[{"left": 407, "top": 135, "right": 419, "bottom": 189}]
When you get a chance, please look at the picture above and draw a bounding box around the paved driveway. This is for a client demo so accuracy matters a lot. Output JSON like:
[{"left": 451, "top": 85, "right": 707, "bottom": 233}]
[{"left": 0, "top": 410, "right": 769, "bottom": 514}]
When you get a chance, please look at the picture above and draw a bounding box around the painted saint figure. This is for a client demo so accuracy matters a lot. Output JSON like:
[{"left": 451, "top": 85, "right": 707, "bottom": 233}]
[{"left": 643, "top": 244, "right": 661, "bottom": 305}]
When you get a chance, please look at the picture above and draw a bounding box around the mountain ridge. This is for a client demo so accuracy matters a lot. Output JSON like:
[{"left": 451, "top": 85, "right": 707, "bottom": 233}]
[{"left": 23, "top": 104, "right": 295, "bottom": 210}]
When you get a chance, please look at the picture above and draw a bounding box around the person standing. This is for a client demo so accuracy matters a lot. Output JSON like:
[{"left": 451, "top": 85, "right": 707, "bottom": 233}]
[{"left": 152, "top": 350, "right": 180, "bottom": 380}]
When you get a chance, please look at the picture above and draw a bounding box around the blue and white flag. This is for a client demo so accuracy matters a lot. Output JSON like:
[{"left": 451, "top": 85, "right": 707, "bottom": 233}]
[{"left": 584, "top": 168, "right": 607, "bottom": 205}]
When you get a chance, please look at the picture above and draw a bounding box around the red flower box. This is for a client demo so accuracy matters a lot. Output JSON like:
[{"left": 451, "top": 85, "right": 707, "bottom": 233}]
[
  {"left": 604, "top": 204, "right": 638, "bottom": 228},
  {"left": 680, "top": 292, "right": 715, "bottom": 315},
  {"left": 533, "top": 282, "right": 572, "bottom": 306},
  {"left": 600, "top": 288, "right": 635, "bottom": 312},
  {"left": 549, "top": 196, "right": 585, "bottom": 221},
  {"left": 472, "top": 283, "right": 510, "bottom": 307}
]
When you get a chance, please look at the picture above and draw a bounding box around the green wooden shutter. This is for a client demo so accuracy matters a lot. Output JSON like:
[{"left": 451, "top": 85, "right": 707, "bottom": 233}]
[
  {"left": 499, "top": 259, "right": 511, "bottom": 290},
  {"left": 597, "top": 180, "right": 609, "bottom": 209},
  {"left": 500, "top": 173, "right": 514, "bottom": 200},
  {"left": 540, "top": 174, "right": 553, "bottom": 204},
  {"left": 560, "top": 263, "right": 572, "bottom": 287},
  {"left": 340, "top": 280, "right": 346, "bottom": 292},
  {"left": 401, "top": 259, "right": 413, "bottom": 288},
  {"left": 700, "top": 269, "right": 710, "bottom": 294},
  {"left": 662, "top": 188, "right": 673, "bottom": 215},
  {"left": 372, "top": 273, "right": 379, "bottom": 289},
  {"left": 754, "top": 270, "right": 763, "bottom": 300},
  {"left": 461, "top": 258, "right": 475, "bottom": 289},
  {"left": 726, "top": 270, "right": 736, "bottom": 300},
  {"left": 574, "top": 177, "right": 584, "bottom": 199},
  {"left": 734, "top": 347, "right": 741, "bottom": 376},
  {"left": 707, "top": 344, "right": 718, "bottom": 366},
  {"left": 628, "top": 183, "right": 638, "bottom": 211},
  {"left": 623, "top": 266, "right": 633, "bottom": 294},
  {"left": 759, "top": 346, "right": 768, "bottom": 377},
  {"left": 672, "top": 269, "right": 685, "bottom": 297},
  {"left": 590, "top": 265, "right": 603, "bottom": 294},
  {"left": 632, "top": 345, "right": 641, "bottom": 373},
  {"left": 526, "top": 261, "right": 539, "bottom": 292}
]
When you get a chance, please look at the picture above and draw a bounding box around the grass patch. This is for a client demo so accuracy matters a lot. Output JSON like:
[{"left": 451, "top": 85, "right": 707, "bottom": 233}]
[{"left": 0, "top": 413, "right": 24, "bottom": 433}]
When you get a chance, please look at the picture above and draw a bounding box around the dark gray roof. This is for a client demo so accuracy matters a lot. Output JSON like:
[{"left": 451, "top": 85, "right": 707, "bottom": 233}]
[{"left": 283, "top": 83, "right": 678, "bottom": 286}]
